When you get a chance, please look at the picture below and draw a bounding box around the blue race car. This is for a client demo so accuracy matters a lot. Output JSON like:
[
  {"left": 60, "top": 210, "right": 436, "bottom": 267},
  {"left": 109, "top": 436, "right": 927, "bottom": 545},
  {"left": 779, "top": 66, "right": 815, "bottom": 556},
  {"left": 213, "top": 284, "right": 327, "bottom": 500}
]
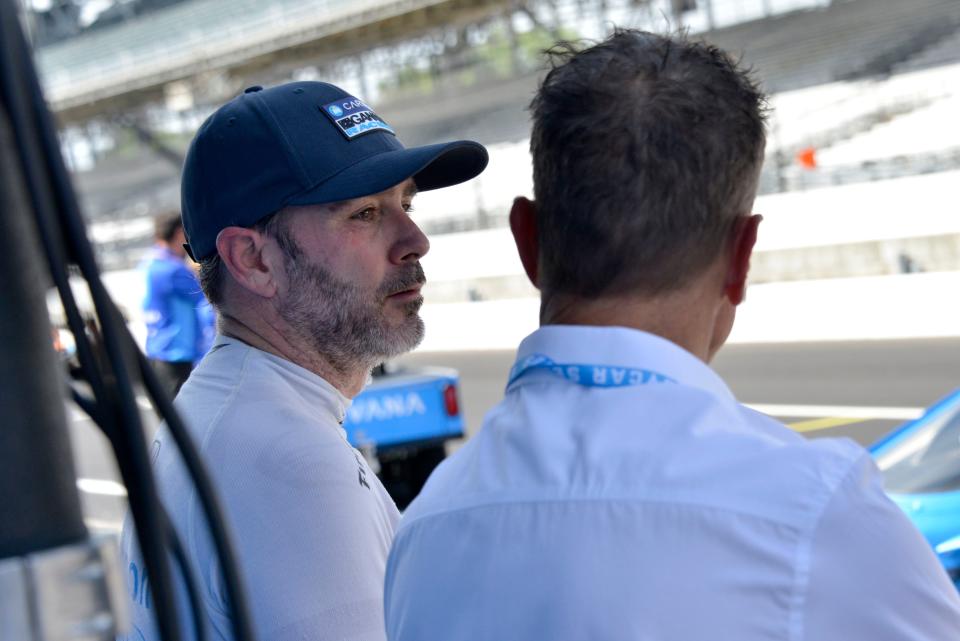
[
  {"left": 344, "top": 364, "right": 464, "bottom": 509},
  {"left": 870, "top": 389, "right": 960, "bottom": 589}
]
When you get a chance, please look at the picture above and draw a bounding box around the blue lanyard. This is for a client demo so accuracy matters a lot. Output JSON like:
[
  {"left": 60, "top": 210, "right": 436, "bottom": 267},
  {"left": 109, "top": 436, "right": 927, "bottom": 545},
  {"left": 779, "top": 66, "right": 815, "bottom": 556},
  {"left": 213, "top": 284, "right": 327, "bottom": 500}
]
[{"left": 507, "top": 353, "right": 677, "bottom": 390}]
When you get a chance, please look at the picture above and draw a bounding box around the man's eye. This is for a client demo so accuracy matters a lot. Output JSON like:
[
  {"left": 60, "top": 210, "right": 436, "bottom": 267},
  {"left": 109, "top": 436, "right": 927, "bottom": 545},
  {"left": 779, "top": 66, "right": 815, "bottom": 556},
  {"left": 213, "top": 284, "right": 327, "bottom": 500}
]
[
  {"left": 402, "top": 203, "right": 415, "bottom": 214},
  {"left": 351, "top": 208, "right": 377, "bottom": 221}
]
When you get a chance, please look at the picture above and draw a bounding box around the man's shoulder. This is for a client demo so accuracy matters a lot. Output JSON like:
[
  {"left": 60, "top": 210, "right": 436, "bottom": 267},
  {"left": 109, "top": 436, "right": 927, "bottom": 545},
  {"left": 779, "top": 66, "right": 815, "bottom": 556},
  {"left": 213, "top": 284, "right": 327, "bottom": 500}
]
[
  {"left": 402, "top": 394, "right": 871, "bottom": 533},
  {"left": 155, "top": 352, "right": 366, "bottom": 527},
  {"left": 726, "top": 427, "right": 872, "bottom": 522},
  {"left": 638, "top": 400, "right": 874, "bottom": 528},
  {"left": 183, "top": 348, "right": 357, "bottom": 471},
  {"left": 733, "top": 402, "right": 867, "bottom": 475},
  {"left": 182, "top": 355, "right": 329, "bottom": 436}
]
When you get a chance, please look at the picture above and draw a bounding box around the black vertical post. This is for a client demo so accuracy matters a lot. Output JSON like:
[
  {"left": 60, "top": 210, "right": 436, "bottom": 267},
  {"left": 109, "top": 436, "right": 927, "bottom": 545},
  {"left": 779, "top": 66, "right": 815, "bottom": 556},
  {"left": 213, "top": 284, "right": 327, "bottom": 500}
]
[{"left": 0, "top": 96, "right": 87, "bottom": 560}]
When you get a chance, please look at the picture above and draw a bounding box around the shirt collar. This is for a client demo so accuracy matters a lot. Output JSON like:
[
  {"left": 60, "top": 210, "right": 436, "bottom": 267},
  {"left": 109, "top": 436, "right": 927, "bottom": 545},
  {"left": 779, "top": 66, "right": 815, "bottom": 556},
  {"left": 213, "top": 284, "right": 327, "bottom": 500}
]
[
  {"left": 513, "top": 325, "right": 736, "bottom": 404},
  {"left": 211, "top": 334, "right": 351, "bottom": 423}
]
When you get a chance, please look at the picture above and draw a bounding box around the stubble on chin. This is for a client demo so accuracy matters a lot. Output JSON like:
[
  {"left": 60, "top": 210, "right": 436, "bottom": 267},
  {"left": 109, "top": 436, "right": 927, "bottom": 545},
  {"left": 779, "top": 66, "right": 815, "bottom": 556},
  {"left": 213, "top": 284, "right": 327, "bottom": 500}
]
[
  {"left": 279, "top": 257, "right": 427, "bottom": 371},
  {"left": 391, "top": 295, "right": 426, "bottom": 353},
  {"left": 400, "top": 295, "right": 424, "bottom": 317}
]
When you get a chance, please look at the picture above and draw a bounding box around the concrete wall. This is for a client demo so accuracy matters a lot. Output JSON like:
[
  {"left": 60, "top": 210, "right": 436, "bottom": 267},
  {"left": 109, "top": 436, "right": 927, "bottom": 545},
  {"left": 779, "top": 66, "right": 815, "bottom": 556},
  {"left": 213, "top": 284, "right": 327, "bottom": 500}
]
[
  {"left": 418, "top": 169, "right": 960, "bottom": 301},
  {"left": 416, "top": 271, "right": 960, "bottom": 352}
]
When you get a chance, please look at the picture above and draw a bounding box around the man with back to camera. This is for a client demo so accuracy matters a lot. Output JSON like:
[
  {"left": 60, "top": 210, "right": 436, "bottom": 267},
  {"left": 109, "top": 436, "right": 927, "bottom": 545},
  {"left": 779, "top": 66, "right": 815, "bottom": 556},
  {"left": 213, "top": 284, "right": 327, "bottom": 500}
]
[
  {"left": 383, "top": 30, "right": 960, "bottom": 640},
  {"left": 142, "top": 212, "right": 214, "bottom": 395},
  {"left": 119, "top": 81, "right": 487, "bottom": 641}
]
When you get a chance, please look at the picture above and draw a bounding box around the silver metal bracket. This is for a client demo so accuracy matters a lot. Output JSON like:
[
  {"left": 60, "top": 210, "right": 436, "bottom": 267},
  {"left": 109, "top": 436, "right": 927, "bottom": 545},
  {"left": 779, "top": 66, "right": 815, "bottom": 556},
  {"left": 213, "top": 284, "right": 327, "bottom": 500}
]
[{"left": 0, "top": 535, "right": 129, "bottom": 641}]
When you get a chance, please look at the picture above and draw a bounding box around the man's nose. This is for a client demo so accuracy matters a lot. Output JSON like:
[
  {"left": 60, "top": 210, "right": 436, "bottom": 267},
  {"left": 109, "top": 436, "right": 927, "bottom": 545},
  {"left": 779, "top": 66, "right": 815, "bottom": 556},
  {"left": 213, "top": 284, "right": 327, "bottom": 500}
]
[{"left": 390, "top": 210, "right": 430, "bottom": 264}]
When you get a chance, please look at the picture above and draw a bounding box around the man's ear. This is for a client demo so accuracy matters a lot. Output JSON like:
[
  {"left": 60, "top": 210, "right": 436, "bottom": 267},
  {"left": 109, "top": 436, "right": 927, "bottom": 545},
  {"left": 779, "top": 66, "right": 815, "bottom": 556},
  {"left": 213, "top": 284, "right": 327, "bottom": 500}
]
[
  {"left": 509, "top": 197, "right": 540, "bottom": 289},
  {"left": 724, "top": 214, "right": 762, "bottom": 306},
  {"left": 215, "top": 226, "right": 280, "bottom": 299}
]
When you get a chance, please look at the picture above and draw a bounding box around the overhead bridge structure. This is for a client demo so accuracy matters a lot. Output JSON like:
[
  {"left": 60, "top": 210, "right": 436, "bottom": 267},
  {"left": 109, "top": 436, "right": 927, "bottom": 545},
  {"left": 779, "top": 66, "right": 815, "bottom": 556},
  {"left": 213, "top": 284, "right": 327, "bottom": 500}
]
[{"left": 36, "top": 0, "right": 513, "bottom": 125}]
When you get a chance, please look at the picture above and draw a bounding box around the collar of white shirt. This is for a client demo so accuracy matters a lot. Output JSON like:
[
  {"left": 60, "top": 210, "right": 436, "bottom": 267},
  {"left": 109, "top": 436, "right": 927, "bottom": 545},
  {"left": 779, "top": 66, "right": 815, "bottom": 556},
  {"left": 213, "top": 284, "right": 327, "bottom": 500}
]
[
  {"left": 513, "top": 324, "right": 736, "bottom": 404},
  {"left": 210, "top": 334, "right": 351, "bottom": 424}
]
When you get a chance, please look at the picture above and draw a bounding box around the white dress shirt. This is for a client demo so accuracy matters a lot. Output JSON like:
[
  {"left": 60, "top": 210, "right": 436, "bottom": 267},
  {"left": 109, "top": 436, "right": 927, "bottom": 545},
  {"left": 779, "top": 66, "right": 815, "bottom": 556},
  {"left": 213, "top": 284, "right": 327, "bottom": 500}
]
[{"left": 385, "top": 325, "right": 960, "bottom": 640}]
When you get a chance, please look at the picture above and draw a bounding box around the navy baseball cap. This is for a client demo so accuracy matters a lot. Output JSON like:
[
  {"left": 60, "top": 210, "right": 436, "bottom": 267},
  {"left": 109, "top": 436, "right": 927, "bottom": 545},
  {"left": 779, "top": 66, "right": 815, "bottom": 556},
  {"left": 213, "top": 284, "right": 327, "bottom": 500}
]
[{"left": 181, "top": 81, "right": 489, "bottom": 260}]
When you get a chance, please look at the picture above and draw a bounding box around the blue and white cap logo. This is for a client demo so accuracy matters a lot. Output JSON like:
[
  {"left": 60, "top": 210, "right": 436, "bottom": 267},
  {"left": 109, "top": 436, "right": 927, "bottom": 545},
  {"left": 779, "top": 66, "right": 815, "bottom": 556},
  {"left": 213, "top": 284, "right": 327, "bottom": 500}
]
[{"left": 320, "top": 96, "right": 395, "bottom": 140}]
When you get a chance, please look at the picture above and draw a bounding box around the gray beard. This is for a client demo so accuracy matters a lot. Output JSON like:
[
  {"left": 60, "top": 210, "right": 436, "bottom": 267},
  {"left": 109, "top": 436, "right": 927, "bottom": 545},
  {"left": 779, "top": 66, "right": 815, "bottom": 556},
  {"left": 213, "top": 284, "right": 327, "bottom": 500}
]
[{"left": 277, "top": 250, "right": 425, "bottom": 375}]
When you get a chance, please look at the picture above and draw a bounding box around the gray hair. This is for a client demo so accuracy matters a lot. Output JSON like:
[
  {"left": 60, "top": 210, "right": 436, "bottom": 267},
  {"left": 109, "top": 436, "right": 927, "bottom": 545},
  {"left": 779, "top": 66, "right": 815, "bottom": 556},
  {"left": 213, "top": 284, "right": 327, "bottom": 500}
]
[{"left": 197, "top": 211, "right": 294, "bottom": 308}]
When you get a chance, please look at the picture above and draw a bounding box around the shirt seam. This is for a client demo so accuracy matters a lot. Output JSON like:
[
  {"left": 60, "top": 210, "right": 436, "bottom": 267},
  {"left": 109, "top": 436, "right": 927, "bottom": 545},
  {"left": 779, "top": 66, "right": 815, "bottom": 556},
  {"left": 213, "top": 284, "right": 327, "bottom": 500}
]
[
  {"left": 789, "top": 450, "right": 867, "bottom": 641},
  {"left": 400, "top": 493, "right": 804, "bottom": 534}
]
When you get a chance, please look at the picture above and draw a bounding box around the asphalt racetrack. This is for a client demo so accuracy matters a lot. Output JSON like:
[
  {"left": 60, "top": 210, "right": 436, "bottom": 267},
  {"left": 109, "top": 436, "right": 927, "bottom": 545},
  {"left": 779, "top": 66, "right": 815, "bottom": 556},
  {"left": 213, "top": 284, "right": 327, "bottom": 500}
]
[
  {"left": 401, "top": 337, "right": 960, "bottom": 446},
  {"left": 70, "top": 337, "right": 960, "bottom": 532}
]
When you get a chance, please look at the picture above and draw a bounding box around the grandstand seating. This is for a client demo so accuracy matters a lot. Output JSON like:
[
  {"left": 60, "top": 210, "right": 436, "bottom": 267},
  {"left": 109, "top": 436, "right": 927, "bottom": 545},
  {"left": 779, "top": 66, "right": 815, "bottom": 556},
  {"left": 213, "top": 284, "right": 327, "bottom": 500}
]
[
  {"left": 706, "top": 0, "right": 960, "bottom": 92},
  {"left": 815, "top": 92, "right": 960, "bottom": 167},
  {"left": 896, "top": 24, "right": 960, "bottom": 74},
  {"left": 37, "top": 0, "right": 960, "bottom": 120},
  {"left": 386, "top": 0, "right": 960, "bottom": 149},
  {"left": 38, "top": 0, "right": 334, "bottom": 94},
  {"left": 42, "top": 0, "right": 960, "bottom": 272},
  {"left": 758, "top": 59, "right": 960, "bottom": 191},
  {"left": 36, "top": 0, "right": 501, "bottom": 113}
]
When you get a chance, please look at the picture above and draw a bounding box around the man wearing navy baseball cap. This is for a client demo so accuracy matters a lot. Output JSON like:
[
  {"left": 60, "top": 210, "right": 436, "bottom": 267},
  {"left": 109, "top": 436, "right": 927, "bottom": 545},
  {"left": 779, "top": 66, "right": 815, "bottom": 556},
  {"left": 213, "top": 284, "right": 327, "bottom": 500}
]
[{"left": 120, "top": 81, "right": 487, "bottom": 641}]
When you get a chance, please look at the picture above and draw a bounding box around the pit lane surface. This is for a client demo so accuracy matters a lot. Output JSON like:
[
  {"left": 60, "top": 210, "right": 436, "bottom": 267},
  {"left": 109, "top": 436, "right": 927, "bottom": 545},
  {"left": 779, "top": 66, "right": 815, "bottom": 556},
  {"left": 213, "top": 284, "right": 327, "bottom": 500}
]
[
  {"left": 401, "top": 337, "right": 960, "bottom": 446},
  {"left": 68, "top": 338, "right": 960, "bottom": 531}
]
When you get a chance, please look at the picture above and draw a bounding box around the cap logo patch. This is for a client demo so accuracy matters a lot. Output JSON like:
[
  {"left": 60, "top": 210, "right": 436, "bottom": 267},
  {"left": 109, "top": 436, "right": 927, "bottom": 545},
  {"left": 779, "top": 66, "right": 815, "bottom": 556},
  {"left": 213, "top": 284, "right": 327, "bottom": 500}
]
[{"left": 320, "top": 96, "right": 395, "bottom": 140}]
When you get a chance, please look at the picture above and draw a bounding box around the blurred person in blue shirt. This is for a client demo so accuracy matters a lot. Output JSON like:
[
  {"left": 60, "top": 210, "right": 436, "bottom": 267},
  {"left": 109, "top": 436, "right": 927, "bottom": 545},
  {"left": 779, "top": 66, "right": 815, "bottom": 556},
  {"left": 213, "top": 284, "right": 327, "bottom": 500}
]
[{"left": 142, "top": 212, "right": 213, "bottom": 395}]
